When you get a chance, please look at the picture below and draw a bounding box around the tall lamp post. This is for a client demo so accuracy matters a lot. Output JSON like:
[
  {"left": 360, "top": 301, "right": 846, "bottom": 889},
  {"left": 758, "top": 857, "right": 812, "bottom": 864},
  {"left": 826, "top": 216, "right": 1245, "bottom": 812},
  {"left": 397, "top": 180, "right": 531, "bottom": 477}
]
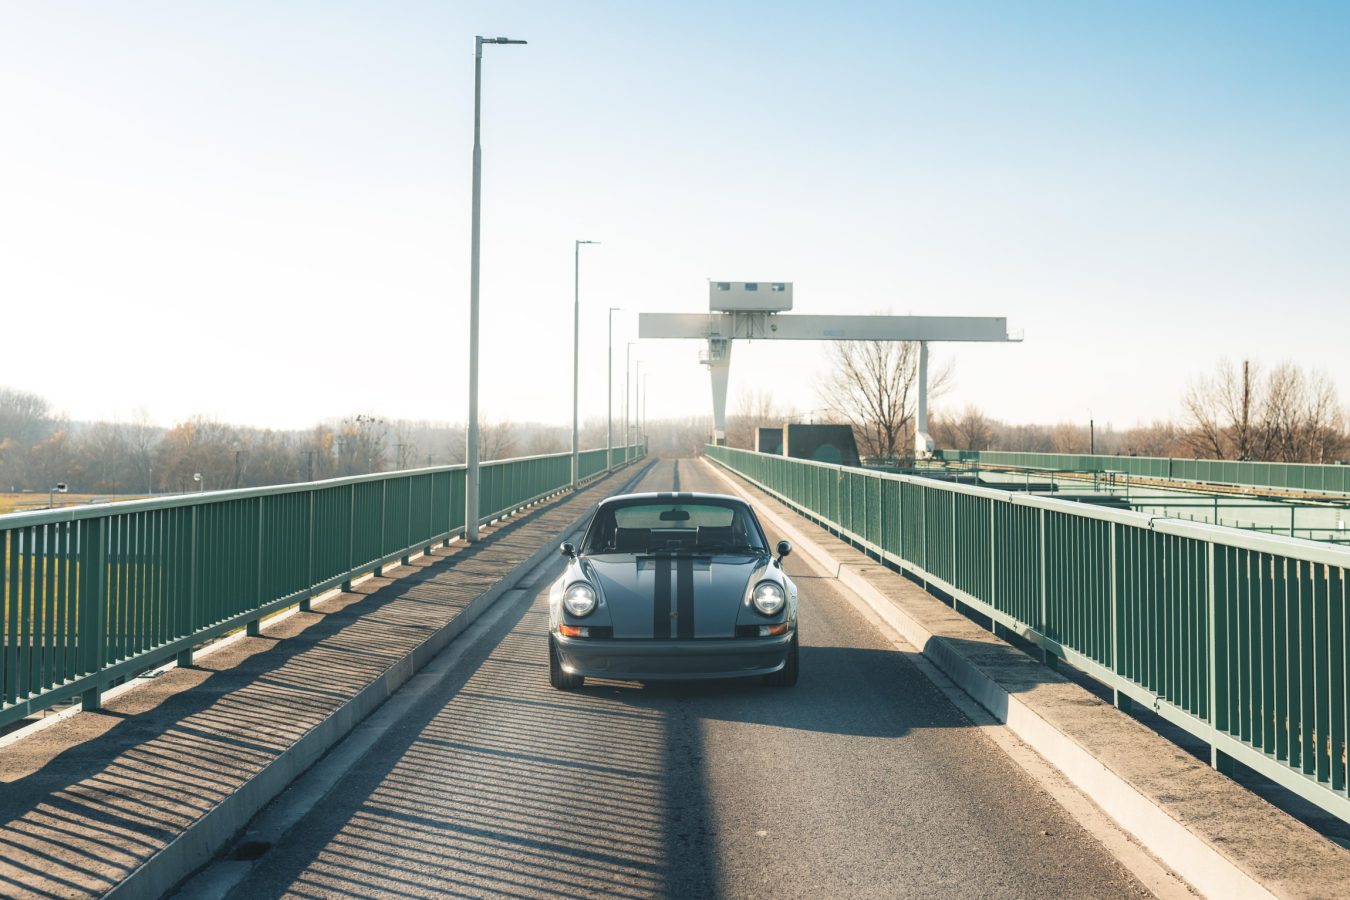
[
  {"left": 633, "top": 360, "right": 644, "bottom": 448},
  {"left": 624, "top": 341, "right": 636, "bottom": 461},
  {"left": 466, "top": 34, "right": 526, "bottom": 543},
  {"left": 607, "top": 307, "right": 622, "bottom": 471},
  {"left": 571, "top": 240, "right": 599, "bottom": 490}
]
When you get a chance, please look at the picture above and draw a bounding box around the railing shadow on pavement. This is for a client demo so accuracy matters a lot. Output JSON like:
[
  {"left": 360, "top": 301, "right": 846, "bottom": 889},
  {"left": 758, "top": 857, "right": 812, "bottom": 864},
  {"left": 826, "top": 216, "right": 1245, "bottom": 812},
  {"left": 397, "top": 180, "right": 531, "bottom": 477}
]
[
  {"left": 215, "top": 597, "right": 689, "bottom": 899},
  {"left": 0, "top": 504, "right": 578, "bottom": 900}
]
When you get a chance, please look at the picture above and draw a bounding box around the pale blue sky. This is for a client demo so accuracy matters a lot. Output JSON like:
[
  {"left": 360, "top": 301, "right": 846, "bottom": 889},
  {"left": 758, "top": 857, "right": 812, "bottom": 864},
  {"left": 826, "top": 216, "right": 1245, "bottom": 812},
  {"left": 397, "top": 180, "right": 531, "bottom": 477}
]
[{"left": 1, "top": 2, "right": 1346, "bottom": 431}]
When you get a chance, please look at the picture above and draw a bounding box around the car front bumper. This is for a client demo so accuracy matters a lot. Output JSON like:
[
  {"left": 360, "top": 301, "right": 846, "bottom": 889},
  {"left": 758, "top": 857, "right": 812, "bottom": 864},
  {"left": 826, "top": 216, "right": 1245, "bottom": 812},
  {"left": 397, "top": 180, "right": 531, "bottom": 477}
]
[{"left": 554, "top": 632, "right": 793, "bottom": 681}]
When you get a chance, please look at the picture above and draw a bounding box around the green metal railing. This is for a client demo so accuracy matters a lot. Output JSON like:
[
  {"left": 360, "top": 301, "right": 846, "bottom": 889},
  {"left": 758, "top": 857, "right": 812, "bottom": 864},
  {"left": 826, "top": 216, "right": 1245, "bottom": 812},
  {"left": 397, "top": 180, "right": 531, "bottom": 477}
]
[
  {"left": 0, "top": 444, "right": 644, "bottom": 729},
  {"left": 708, "top": 445, "right": 1350, "bottom": 822},
  {"left": 940, "top": 449, "right": 1350, "bottom": 496}
]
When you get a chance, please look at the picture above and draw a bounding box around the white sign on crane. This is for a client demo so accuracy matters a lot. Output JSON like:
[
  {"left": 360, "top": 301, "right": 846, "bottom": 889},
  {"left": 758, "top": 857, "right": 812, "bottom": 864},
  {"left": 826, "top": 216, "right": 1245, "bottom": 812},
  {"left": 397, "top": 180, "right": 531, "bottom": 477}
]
[{"left": 638, "top": 282, "right": 1021, "bottom": 456}]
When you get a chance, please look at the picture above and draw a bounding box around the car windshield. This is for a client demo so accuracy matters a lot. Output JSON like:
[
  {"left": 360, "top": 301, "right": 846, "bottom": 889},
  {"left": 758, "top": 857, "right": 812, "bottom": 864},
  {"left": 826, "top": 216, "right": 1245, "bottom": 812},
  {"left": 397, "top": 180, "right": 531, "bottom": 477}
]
[{"left": 583, "top": 500, "right": 767, "bottom": 555}]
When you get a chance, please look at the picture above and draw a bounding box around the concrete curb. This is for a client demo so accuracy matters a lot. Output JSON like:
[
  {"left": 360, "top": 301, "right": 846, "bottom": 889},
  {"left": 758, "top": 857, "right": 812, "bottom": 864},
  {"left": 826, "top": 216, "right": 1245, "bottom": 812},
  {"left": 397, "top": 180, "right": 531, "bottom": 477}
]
[
  {"left": 702, "top": 457, "right": 1287, "bottom": 900},
  {"left": 106, "top": 460, "right": 653, "bottom": 900}
]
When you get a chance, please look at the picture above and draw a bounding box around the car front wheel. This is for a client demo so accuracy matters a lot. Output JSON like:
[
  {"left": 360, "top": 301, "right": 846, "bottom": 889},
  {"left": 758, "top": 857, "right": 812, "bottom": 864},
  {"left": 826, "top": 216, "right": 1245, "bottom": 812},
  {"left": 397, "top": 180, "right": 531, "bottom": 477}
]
[
  {"left": 764, "top": 634, "right": 799, "bottom": 687},
  {"left": 549, "top": 636, "right": 585, "bottom": 691}
]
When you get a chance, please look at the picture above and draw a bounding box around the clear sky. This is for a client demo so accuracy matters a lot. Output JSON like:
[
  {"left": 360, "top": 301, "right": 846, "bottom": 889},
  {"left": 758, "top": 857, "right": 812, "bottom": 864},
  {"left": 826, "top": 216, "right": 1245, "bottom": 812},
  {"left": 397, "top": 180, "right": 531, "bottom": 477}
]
[{"left": 2, "top": 2, "right": 1346, "bottom": 432}]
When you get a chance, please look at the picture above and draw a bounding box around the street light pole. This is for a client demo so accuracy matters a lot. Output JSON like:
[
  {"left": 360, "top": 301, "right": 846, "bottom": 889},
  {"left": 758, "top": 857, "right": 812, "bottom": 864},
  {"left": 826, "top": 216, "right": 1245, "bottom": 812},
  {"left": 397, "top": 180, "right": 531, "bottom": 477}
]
[
  {"left": 572, "top": 240, "right": 598, "bottom": 490},
  {"left": 634, "top": 360, "right": 643, "bottom": 448},
  {"left": 466, "top": 34, "right": 526, "bottom": 543},
  {"left": 624, "top": 341, "right": 635, "bottom": 459},
  {"left": 607, "top": 307, "right": 621, "bottom": 472}
]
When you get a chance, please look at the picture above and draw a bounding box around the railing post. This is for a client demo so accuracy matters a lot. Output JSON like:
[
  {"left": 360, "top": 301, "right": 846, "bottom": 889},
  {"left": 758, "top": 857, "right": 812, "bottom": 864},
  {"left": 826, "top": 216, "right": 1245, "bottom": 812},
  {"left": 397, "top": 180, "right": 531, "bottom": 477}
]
[
  {"left": 374, "top": 480, "right": 387, "bottom": 578},
  {"left": 427, "top": 474, "right": 436, "bottom": 555},
  {"left": 1110, "top": 523, "right": 1130, "bottom": 711},
  {"left": 342, "top": 484, "right": 355, "bottom": 592},
  {"left": 1039, "top": 507, "right": 1056, "bottom": 668},
  {"left": 402, "top": 478, "right": 413, "bottom": 566},
  {"left": 989, "top": 499, "right": 999, "bottom": 636},
  {"left": 950, "top": 490, "right": 957, "bottom": 598},
  {"left": 920, "top": 485, "right": 928, "bottom": 589},
  {"left": 247, "top": 496, "right": 264, "bottom": 636},
  {"left": 80, "top": 519, "right": 108, "bottom": 711},
  {"left": 301, "top": 491, "right": 316, "bottom": 613},
  {"left": 1206, "top": 540, "right": 1233, "bottom": 773},
  {"left": 178, "top": 507, "right": 198, "bottom": 667}
]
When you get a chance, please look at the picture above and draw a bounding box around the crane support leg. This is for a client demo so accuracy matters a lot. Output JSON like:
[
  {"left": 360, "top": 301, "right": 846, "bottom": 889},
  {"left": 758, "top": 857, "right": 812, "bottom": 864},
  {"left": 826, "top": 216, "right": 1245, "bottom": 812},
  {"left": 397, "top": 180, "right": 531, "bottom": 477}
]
[
  {"left": 915, "top": 340, "right": 935, "bottom": 457},
  {"left": 708, "top": 339, "right": 733, "bottom": 445}
]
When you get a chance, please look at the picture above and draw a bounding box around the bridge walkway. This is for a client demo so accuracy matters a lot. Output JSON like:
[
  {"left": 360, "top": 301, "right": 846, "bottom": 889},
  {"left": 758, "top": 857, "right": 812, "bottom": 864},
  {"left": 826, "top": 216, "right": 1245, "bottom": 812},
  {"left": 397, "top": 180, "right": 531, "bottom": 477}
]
[
  {"left": 0, "top": 463, "right": 648, "bottom": 899},
  {"left": 212, "top": 459, "right": 1150, "bottom": 899}
]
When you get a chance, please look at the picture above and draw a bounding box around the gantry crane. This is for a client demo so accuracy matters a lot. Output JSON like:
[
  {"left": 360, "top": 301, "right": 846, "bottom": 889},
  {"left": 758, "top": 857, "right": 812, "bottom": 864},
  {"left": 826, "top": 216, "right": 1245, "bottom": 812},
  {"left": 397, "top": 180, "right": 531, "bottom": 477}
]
[{"left": 638, "top": 282, "right": 1021, "bottom": 455}]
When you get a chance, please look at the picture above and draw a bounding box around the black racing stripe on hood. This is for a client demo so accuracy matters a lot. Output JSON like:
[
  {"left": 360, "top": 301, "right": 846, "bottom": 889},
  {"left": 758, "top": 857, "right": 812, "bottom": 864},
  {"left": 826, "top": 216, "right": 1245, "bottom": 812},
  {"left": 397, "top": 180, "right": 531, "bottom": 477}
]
[
  {"left": 676, "top": 556, "right": 695, "bottom": 639},
  {"left": 653, "top": 554, "right": 672, "bottom": 639}
]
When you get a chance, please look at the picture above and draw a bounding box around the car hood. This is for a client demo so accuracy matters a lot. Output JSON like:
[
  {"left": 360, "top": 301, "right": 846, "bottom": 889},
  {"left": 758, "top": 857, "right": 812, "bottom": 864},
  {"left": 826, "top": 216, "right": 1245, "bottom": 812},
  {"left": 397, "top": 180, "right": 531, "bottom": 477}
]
[{"left": 583, "top": 554, "right": 763, "bottom": 639}]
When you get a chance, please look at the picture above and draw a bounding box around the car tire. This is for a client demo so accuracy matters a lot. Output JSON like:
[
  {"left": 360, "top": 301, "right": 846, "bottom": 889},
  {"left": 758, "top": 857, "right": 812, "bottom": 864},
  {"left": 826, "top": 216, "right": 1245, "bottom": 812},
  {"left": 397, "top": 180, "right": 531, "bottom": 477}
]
[
  {"left": 764, "top": 634, "right": 799, "bottom": 687},
  {"left": 549, "top": 636, "right": 585, "bottom": 691}
]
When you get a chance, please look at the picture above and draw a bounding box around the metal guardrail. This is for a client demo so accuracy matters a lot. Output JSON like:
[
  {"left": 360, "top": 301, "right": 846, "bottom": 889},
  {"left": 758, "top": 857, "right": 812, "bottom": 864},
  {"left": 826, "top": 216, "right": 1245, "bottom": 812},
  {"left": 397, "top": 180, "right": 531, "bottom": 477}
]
[
  {"left": 707, "top": 444, "right": 1350, "bottom": 822},
  {"left": 0, "top": 444, "right": 644, "bottom": 728},
  {"left": 941, "top": 449, "right": 1350, "bottom": 496}
]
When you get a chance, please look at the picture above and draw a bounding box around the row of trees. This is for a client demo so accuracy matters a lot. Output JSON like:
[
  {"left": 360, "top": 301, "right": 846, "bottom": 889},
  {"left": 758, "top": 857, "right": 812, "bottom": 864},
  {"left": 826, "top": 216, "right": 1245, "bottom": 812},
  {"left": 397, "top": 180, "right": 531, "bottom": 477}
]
[
  {"left": 0, "top": 386, "right": 640, "bottom": 495},
  {"left": 4, "top": 352, "right": 1345, "bottom": 496},
  {"left": 714, "top": 344, "right": 1348, "bottom": 466}
]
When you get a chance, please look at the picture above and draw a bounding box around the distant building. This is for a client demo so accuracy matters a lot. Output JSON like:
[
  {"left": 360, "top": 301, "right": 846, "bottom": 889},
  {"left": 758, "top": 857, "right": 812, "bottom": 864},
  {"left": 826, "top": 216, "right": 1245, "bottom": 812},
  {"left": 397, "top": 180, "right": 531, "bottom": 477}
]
[
  {"left": 783, "top": 424, "right": 860, "bottom": 466},
  {"left": 755, "top": 427, "right": 783, "bottom": 455}
]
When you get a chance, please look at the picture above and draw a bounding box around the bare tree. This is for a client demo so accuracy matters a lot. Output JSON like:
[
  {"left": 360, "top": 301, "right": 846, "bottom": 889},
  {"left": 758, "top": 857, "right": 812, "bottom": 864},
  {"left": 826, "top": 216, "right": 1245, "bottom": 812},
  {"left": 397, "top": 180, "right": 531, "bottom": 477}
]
[
  {"left": 335, "top": 414, "right": 388, "bottom": 475},
  {"left": 1260, "top": 364, "right": 1346, "bottom": 463},
  {"left": 79, "top": 421, "right": 130, "bottom": 493},
  {"left": 933, "top": 405, "right": 994, "bottom": 451},
  {"left": 0, "top": 387, "right": 59, "bottom": 488},
  {"left": 0, "top": 386, "right": 56, "bottom": 448},
  {"left": 1182, "top": 359, "right": 1347, "bottom": 462},
  {"left": 1122, "top": 420, "right": 1185, "bottom": 457},
  {"left": 156, "top": 417, "right": 240, "bottom": 492},
  {"left": 392, "top": 421, "right": 419, "bottom": 470},
  {"left": 821, "top": 340, "right": 950, "bottom": 460},
  {"left": 1183, "top": 359, "right": 1261, "bottom": 459},
  {"left": 480, "top": 417, "right": 517, "bottom": 461},
  {"left": 126, "top": 409, "right": 162, "bottom": 493},
  {"left": 725, "top": 389, "right": 792, "bottom": 450}
]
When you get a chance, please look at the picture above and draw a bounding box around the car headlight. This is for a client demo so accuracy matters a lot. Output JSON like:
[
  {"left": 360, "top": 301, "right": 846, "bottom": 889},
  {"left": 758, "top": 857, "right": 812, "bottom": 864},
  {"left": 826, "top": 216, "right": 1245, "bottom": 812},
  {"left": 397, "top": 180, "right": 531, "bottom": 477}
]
[
  {"left": 563, "top": 582, "right": 598, "bottom": 617},
  {"left": 751, "top": 581, "right": 786, "bottom": 615}
]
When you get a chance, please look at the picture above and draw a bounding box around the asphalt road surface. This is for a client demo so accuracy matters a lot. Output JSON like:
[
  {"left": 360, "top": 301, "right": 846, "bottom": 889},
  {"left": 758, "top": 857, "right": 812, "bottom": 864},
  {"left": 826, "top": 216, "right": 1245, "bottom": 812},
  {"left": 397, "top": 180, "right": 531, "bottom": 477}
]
[{"left": 225, "top": 459, "right": 1150, "bottom": 899}]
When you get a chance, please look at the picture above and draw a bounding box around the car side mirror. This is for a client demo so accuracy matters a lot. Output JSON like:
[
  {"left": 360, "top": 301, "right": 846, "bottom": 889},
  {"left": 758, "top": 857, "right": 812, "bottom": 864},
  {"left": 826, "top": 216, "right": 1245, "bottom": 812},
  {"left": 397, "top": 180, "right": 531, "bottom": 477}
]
[
  {"left": 560, "top": 541, "right": 577, "bottom": 559},
  {"left": 775, "top": 540, "right": 792, "bottom": 562}
]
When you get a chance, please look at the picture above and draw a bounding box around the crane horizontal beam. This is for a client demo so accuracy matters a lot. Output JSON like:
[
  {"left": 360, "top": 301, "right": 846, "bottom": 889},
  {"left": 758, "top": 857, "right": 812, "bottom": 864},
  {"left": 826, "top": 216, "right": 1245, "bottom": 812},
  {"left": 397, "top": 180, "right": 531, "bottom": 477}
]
[{"left": 638, "top": 312, "right": 1018, "bottom": 342}]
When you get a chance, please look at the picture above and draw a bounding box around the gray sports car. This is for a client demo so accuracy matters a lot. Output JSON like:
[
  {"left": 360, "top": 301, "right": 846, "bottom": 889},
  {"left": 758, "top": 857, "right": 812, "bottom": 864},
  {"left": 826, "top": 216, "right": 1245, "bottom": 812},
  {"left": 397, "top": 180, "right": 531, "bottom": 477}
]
[{"left": 547, "top": 491, "right": 798, "bottom": 690}]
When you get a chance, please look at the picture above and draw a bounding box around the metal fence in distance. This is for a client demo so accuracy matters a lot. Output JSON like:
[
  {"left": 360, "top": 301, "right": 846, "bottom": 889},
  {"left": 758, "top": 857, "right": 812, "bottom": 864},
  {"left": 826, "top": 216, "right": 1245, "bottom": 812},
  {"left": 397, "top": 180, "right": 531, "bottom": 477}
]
[
  {"left": 940, "top": 449, "right": 1350, "bottom": 497},
  {"left": 708, "top": 444, "right": 1350, "bottom": 823},
  {"left": 0, "top": 444, "right": 644, "bottom": 729}
]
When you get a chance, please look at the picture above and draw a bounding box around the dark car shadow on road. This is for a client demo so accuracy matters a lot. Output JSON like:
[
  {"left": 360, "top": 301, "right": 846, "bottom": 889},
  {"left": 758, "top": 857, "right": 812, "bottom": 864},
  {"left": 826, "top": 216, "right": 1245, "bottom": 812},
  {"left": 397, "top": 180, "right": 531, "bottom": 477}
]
[{"left": 592, "top": 642, "right": 1009, "bottom": 740}]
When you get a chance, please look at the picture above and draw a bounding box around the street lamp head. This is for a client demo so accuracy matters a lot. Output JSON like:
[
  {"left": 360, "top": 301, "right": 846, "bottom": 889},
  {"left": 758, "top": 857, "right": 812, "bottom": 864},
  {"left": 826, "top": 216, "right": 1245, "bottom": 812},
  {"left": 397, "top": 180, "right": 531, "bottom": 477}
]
[
  {"left": 476, "top": 35, "right": 527, "bottom": 56},
  {"left": 577, "top": 239, "right": 599, "bottom": 246}
]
